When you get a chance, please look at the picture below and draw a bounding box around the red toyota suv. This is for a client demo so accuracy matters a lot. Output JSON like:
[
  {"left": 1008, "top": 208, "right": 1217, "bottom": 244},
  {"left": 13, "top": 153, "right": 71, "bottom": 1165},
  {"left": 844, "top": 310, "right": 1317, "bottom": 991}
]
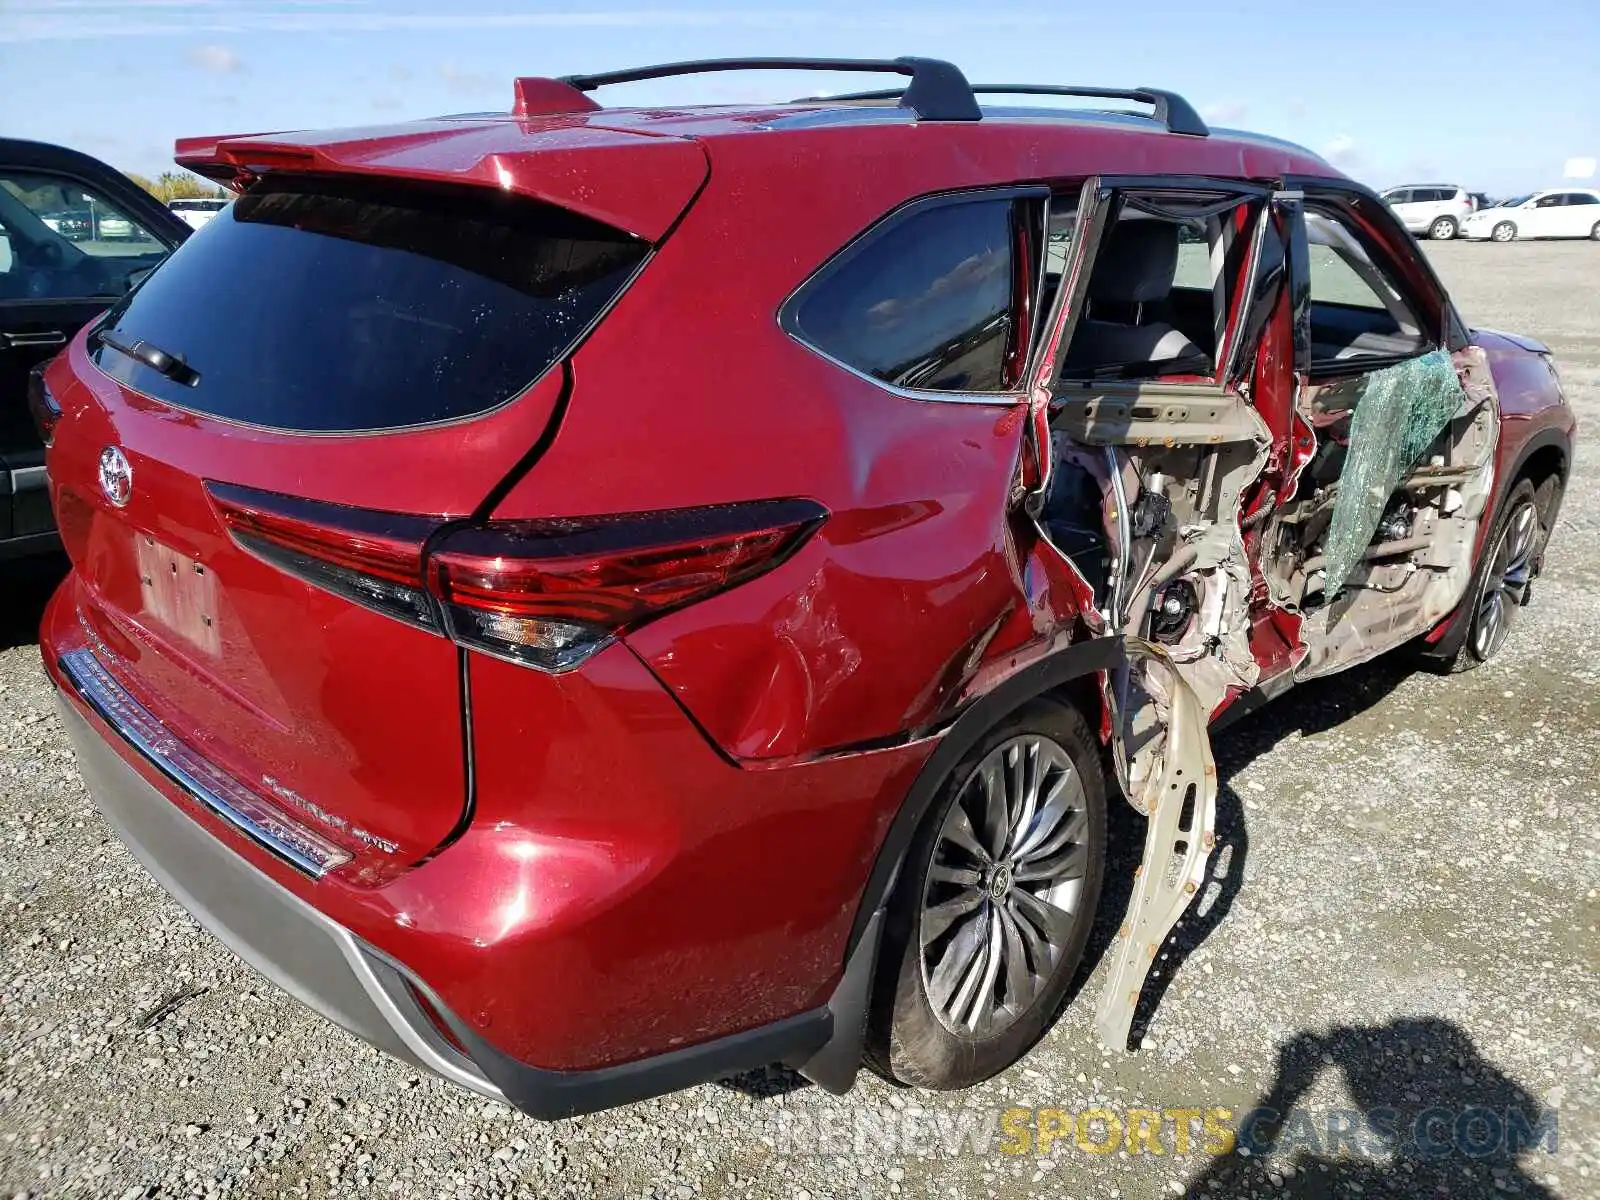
[{"left": 36, "top": 58, "right": 1574, "bottom": 1119}]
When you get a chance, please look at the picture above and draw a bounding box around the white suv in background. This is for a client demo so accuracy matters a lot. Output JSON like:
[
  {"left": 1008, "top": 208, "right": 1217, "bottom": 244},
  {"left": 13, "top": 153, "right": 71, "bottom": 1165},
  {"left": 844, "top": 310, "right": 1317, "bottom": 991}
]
[
  {"left": 1379, "top": 184, "right": 1473, "bottom": 240},
  {"left": 168, "top": 196, "right": 228, "bottom": 229},
  {"left": 1461, "top": 189, "right": 1600, "bottom": 242}
]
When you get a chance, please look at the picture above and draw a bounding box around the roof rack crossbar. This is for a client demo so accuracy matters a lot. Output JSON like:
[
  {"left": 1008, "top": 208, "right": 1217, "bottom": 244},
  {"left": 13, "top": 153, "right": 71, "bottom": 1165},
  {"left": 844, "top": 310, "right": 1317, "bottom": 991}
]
[
  {"left": 558, "top": 57, "right": 982, "bottom": 122},
  {"left": 795, "top": 83, "right": 1210, "bottom": 137}
]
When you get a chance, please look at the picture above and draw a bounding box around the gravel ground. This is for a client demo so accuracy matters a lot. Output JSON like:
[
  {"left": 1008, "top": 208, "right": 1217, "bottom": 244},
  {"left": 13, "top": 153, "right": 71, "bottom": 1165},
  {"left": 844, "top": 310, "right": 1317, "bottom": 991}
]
[{"left": 2, "top": 240, "right": 1597, "bottom": 1199}]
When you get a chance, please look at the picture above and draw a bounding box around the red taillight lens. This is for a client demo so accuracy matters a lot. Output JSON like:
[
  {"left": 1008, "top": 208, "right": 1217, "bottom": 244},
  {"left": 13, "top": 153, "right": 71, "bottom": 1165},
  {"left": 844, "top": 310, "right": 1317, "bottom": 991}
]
[
  {"left": 428, "top": 500, "right": 824, "bottom": 671},
  {"left": 208, "top": 481, "right": 444, "bottom": 630},
  {"left": 206, "top": 483, "right": 825, "bottom": 673},
  {"left": 27, "top": 367, "right": 62, "bottom": 447}
]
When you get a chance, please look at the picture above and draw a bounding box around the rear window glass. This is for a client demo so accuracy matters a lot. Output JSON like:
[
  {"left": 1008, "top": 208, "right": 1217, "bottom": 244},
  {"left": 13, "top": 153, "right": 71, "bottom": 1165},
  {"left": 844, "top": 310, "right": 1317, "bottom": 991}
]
[
  {"left": 786, "top": 197, "right": 1016, "bottom": 393},
  {"left": 91, "top": 175, "right": 647, "bottom": 432}
]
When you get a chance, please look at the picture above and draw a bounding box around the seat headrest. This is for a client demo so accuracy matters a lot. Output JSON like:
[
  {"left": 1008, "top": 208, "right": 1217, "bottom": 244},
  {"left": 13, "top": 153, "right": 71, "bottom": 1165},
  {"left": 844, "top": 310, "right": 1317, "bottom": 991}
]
[{"left": 1087, "top": 220, "right": 1181, "bottom": 305}]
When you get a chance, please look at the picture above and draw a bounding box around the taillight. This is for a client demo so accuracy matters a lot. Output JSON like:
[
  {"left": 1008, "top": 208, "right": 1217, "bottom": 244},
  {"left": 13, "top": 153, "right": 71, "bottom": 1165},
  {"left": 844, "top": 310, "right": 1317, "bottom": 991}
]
[
  {"left": 27, "top": 367, "right": 62, "bottom": 447},
  {"left": 208, "top": 481, "right": 444, "bottom": 631},
  {"left": 206, "top": 483, "right": 825, "bottom": 673},
  {"left": 427, "top": 501, "right": 824, "bottom": 671}
]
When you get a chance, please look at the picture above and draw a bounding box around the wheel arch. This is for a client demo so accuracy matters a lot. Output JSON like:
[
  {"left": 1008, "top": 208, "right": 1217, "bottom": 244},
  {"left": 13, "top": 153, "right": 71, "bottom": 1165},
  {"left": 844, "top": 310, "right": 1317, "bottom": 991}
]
[
  {"left": 1420, "top": 425, "right": 1570, "bottom": 659},
  {"left": 1516, "top": 440, "right": 1568, "bottom": 539},
  {"left": 844, "top": 635, "right": 1124, "bottom": 960}
]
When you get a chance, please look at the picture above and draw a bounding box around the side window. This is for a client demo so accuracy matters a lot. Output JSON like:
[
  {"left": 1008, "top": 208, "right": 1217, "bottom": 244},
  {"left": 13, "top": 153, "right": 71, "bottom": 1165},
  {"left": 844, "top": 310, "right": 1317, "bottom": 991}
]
[
  {"left": 1058, "top": 192, "right": 1254, "bottom": 383},
  {"left": 1386, "top": 189, "right": 1412, "bottom": 204},
  {"left": 1568, "top": 193, "right": 1600, "bottom": 206},
  {"left": 1534, "top": 194, "right": 1564, "bottom": 208},
  {"left": 1304, "top": 207, "right": 1427, "bottom": 371},
  {"left": 1034, "top": 192, "right": 1082, "bottom": 344},
  {"left": 787, "top": 197, "right": 1018, "bottom": 393},
  {"left": 0, "top": 169, "right": 171, "bottom": 302}
]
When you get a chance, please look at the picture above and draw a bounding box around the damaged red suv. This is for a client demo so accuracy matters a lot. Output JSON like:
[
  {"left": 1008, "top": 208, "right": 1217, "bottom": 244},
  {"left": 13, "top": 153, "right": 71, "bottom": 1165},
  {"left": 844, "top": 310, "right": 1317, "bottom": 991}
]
[{"left": 38, "top": 58, "right": 1574, "bottom": 1118}]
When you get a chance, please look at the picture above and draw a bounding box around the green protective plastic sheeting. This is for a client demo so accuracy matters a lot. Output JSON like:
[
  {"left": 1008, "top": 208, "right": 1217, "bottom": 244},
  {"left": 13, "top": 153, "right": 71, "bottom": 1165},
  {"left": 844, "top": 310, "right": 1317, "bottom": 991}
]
[{"left": 1322, "top": 348, "right": 1466, "bottom": 597}]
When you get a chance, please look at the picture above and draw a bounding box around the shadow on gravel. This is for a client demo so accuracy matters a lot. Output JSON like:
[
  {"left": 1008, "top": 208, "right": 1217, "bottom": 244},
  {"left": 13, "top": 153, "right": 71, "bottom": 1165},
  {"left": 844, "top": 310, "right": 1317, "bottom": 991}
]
[
  {"left": 717, "top": 1063, "right": 812, "bottom": 1100},
  {"left": 1185, "top": 1016, "right": 1558, "bottom": 1199},
  {"left": 0, "top": 551, "right": 67, "bottom": 651}
]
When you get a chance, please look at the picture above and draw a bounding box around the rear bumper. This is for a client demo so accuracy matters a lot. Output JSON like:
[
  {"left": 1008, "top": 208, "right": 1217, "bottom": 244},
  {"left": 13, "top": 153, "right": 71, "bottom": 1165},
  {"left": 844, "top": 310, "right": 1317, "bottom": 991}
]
[
  {"left": 57, "top": 682, "right": 843, "bottom": 1117},
  {"left": 55, "top": 693, "right": 501, "bottom": 1099}
]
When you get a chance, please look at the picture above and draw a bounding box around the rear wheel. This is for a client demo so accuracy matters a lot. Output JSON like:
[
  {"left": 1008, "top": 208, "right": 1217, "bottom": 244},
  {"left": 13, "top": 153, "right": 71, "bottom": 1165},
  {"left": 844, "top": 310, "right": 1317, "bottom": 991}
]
[
  {"left": 1429, "top": 216, "right": 1458, "bottom": 240},
  {"left": 1492, "top": 221, "right": 1517, "bottom": 243},
  {"left": 1590, "top": 221, "right": 1600, "bottom": 241},
  {"left": 866, "top": 698, "right": 1106, "bottom": 1089}
]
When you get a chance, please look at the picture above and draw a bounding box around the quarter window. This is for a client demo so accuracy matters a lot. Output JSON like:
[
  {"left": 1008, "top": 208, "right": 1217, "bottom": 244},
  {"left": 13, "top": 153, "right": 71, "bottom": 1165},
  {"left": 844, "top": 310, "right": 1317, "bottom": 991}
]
[{"left": 787, "top": 197, "right": 1018, "bottom": 393}]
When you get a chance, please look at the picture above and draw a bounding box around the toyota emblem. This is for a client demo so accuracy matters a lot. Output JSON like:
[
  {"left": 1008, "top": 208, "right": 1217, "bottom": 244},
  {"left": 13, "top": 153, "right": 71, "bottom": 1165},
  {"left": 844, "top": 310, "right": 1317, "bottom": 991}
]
[{"left": 98, "top": 446, "right": 132, "bottom": 507}]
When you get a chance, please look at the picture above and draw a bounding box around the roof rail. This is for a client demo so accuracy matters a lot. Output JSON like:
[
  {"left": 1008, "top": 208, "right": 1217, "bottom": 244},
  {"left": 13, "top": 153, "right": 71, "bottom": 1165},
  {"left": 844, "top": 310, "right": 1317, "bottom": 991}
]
[
  {"left": 796, "top": 83, "right": 1210, "bottom": 138},
  {"left": 557, "top": 57, "right": 982, "bottom": 122}
]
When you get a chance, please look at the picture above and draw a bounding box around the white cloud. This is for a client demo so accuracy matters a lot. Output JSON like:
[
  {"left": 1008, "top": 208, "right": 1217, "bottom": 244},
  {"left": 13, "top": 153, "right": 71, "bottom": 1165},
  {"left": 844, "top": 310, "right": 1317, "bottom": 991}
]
[
  {"left": 439, "top": 60, "right": 494, "bottom": 95},
  {"left": 1323, "top": 134, "right": 1360, "bottom": 167},
  {"left": 186, "top": 43, "right": 240, "bottom": 74},
  {"left": 1201, "top": 101, "right": 1248, "bottom": 125},
  {"left": 1562, "top": 156, "right": 1597, "bottom": 180}
]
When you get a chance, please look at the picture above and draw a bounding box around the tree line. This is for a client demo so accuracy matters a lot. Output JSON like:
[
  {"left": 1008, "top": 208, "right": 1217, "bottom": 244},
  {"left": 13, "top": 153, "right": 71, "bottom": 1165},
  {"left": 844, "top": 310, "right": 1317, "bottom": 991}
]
[{"left": 125, "top": 171, "right": 228, "bottom": 203}]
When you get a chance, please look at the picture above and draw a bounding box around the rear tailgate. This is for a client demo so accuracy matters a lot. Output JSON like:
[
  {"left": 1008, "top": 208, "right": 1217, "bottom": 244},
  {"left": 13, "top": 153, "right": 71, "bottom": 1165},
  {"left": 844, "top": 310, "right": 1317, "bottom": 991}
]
[{"left": 46, "top": 137, "right": 704, "bottom": 880}]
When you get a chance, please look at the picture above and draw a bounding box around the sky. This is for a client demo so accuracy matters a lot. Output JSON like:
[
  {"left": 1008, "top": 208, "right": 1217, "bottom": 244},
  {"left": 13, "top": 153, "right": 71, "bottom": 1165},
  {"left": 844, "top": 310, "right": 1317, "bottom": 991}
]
[{"left": 1, "top": 0, "right": 1596, "bottom": 197}]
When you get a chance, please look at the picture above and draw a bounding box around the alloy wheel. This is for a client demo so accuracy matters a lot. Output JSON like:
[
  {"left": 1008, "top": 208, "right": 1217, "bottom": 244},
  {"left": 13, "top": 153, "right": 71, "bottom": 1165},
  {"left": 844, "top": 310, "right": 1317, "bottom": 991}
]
[
  {"left": 1492, "top": 222, "right": 1516, "bottom": 243},
  {"left": 918, "top": 734, "right": 1090, "bottom": 1038},
  {"left": 1472, "top": 499, "right": 1538, "bottom": 660},
  {"left": 1430, "top": 217, "right": 1455, "bottom": 240}
]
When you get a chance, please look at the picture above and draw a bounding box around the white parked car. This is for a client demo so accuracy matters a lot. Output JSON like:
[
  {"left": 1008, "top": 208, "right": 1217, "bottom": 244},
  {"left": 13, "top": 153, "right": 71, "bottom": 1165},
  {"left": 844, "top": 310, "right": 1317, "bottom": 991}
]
[
  {"left": 168, "top": 196, "right": 228, "bottom": 229},
  {"left": 1461, "top": 189, "right": 1600, "bottom": 242},
  {"left": 1378, "top": 184, "right": 1474, "bottom": 240}
]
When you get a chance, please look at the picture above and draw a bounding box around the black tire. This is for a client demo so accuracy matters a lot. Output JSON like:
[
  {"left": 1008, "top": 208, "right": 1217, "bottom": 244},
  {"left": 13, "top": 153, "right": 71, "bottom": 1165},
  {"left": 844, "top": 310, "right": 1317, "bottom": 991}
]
[
  {"left": 1429, "top": 216, "right": 1458, "bottom": 240},
  {"left": 1590, "top": 221, "right": 1600, "bottom": 241},
  {"left": 1417, "top": 478, "right": 1544, "bottom": 674},
  {"left": 865, "top": 697, "right": 1106, "bottom": 1089},
  {"left": 1491, "top": 221, "right": 1517, "bottom": 243}
]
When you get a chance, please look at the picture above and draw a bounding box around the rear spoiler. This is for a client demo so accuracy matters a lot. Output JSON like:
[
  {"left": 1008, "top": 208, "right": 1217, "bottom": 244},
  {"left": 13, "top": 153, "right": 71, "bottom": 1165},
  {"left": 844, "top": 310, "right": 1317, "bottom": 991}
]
[
  {"left": 171, "top": 123, "right": 708, "bottom": 241},
  {"left": 175, "top": 133, "right": 283, "bottom": 192}
]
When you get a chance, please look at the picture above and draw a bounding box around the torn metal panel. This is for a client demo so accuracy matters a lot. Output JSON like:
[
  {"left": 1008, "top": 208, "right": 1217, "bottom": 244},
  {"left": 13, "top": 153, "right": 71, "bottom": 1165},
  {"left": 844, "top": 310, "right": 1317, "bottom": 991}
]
[
  {"left": 1094, "top": 638, "right": 1218, "bottom": 1052},
  {"left": 1321, "top": 349, "right": 1469, "bottom": 596}
]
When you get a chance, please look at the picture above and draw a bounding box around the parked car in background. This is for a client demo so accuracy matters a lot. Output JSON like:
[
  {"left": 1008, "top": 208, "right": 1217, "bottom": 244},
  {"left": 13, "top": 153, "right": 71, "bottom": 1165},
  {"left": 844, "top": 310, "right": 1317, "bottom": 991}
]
[
  {"left": 1380, "top": 184, "right": 1474, "bottom": 239},
  {"left": 168, "top": 196, "right": 228, "bottom": 229},
  {"left": 39, "top": 59, "right": 1574, "bottom": 1119},
  {"left": 0, "top": 137, "right": 188, "bottom": 560},
  {"left": 1467, "top": 191, "right": 1495, "bottom": 213},
  {"left": 40, "top": 209, "right": 93, "bottom": 240},
  {"left": 1462, "top": 189, "right": 1600, "bottom": 241}
]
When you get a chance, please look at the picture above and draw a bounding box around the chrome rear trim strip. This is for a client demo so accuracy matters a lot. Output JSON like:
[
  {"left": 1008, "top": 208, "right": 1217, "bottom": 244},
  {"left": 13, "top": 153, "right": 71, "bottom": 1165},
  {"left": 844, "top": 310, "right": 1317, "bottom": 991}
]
[{"left": 58, "top": 647, "right": 351, "bottom": 878}]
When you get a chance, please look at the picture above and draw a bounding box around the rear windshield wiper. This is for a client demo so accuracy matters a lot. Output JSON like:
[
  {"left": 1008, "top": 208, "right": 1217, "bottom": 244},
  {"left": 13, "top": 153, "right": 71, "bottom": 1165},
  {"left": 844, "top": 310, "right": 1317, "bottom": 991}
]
[{"left": 97, "top": 329, "right": 201, "bottom": 387}]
